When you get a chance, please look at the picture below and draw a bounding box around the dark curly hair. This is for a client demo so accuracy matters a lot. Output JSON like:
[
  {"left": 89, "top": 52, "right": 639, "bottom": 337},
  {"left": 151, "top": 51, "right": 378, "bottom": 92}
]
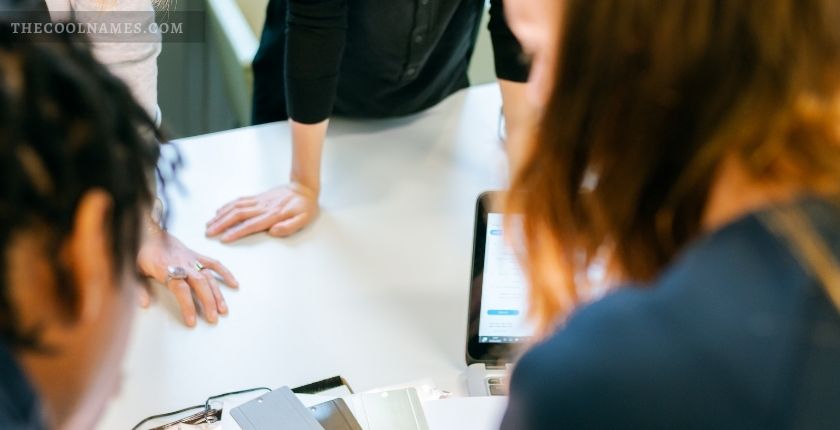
[{"left": 0, "top": 17, "right": 163, "bottom": 350}]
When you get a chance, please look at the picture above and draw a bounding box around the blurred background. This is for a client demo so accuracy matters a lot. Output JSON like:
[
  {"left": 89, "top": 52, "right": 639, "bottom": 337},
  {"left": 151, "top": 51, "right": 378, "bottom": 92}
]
[{"left": 159, "top": 0, "right": 496, "bottom": 138}]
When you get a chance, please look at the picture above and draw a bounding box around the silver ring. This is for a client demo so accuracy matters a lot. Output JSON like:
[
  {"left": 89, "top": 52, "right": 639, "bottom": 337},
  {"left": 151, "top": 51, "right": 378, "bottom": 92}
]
[
  {"left": 194, "top": 261, "right": 206, "bottom": 271},
  {"left": 166, "top": 266, "right": 188, "bottom": 284}
]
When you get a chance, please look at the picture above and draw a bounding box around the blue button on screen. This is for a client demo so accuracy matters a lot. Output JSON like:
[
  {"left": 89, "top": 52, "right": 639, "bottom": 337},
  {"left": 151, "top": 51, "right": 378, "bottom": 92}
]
[{"left": 488, "top": 309, "right": 520, "bottom": 316}]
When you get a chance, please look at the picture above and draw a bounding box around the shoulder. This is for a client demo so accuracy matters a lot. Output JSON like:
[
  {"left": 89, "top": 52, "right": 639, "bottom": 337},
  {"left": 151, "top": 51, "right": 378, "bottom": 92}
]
[
  {"left": 501, "top": 210, "right": 820, "bottom": 429},
  {"left": 44, "top": 0, "right": 69, "bottom": 11},
  {"left": 522, "top": 286, "right": 671, "bottom": 375},
  {"left": 503, "top": 287, "right": 675, "bottom": 428},
  {"left": 68, "top": 0, "right": 154, "bottom": 12},
  {"left": 505, "top": 213, "right": 797, "bottom": 398},
  {"left": 44, "top": 0, "right": 71, "bottom": 20},
  {"left": 47, "top": 0, "right": 155, "bottom": 14}
]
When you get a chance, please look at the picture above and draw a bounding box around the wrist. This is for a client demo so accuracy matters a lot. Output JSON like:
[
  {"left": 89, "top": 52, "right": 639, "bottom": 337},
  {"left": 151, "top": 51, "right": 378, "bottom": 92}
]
[
  {"left": 289, "top": 178, "right": 320, "bottom": 199},
  {"left": 144, "top": 214, "right": 165, "bottom": 240},
  {"left": 289, "top": 119, "right": 327, "bottom": 199}
]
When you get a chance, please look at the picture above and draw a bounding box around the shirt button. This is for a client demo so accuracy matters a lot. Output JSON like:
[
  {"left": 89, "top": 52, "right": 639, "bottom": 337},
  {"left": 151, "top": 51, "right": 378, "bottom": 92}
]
[
  {"left": 420, "top": 0, "right": 429, "bottom": 4},
  {"left": 414, "top": 35, "right": 424, "bottom": 43},
  {"left": 406, "top": 67, "right": 417, "bottom": 76}
]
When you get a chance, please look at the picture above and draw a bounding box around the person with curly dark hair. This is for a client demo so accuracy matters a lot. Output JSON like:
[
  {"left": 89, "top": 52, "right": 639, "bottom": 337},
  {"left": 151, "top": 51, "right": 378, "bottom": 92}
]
[
  {"left": 0, "top": 20, "right": 165, "bottom": 429},
  {"left": 5, "top": 0, "right": 242, "bottom": 328}
]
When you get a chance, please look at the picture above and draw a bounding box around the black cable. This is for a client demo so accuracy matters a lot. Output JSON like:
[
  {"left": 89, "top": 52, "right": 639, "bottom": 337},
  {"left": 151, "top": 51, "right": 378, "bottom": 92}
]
[
  {"left": 204, "top": 387, "right": 272, "bottom": 410},
  {"left": 131, "top": 404, "right": 204, "bottom": 430},
  {"left": 131, "top": 387, "right": 273, "bottom": 430}
]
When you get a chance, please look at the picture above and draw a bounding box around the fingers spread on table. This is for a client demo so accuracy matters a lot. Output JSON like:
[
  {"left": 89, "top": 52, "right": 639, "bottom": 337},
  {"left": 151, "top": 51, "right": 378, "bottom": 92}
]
[
  {"left": 268, "top": 213, "right": 307, "bottom": 238},
  {"left": 206, "top": 207, "right": 263, "bottom": 236},
  {"left": 202, "top": 271, "right": 228, "bottom": 315},
  {"left": 168, "top": 280, "right": 197, "bottom": 327},
  {"left": 187, "top": 270, "right": 218, "bottom": 324},
  {"left": 206, "top": 199, "right": 256, "bottom": 231},
  {"left": 198, "top": 256, "right": 239, "bottom": 289},
  {"left": 214, "top": 197, "right": 256, "bottom": 217},
  {"left": 220, "top": 211, "right": 288, "bottom": 243}
]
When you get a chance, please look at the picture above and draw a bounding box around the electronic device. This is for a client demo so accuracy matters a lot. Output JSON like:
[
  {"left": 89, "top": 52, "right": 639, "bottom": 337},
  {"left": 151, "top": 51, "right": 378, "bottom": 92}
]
[
  {"left": 310, "top": 398, "right": 363, "bottom": 430},
  {"left": 349, "top": 388, "right": 429, "bottom": 430},
  {"left": 465, "top": 191, "right": 533, "bottom": 396},
  {"left": 230, "top": 386, "right": 324, "bottom": 430}
]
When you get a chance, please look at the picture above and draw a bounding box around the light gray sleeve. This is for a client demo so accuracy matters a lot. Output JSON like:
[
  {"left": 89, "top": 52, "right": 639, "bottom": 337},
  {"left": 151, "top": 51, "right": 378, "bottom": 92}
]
[{"left": 47, "top": 0, "right": 162, "bottom": 124}]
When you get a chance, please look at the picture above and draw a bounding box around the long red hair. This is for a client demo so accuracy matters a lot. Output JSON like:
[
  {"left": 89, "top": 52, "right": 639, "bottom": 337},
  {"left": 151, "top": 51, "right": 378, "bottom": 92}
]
[{"left": 507, "top": 0, "right": 840, "bottom": 335}]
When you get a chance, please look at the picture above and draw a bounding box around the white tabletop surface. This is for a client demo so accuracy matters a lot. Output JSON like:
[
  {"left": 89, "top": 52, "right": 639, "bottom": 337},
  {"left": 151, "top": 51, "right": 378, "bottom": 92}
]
[{"left": 97, "top": 84, "right": 509, "bottom": 429}]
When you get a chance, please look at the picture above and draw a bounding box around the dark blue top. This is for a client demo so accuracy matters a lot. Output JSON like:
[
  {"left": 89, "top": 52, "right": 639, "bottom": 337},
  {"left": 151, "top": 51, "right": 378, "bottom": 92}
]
[
  {"left": 0, "top": 343, "right": 44, "bottom": 429},
  {"left": 501, "top": 198, "right": 840, "bottom": 429}
]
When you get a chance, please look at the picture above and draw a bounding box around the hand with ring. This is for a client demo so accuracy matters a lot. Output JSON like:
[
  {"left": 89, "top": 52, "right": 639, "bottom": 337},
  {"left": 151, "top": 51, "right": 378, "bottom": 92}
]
[{"left": 138, "top": 229, "right": 239, "bottom": 327}]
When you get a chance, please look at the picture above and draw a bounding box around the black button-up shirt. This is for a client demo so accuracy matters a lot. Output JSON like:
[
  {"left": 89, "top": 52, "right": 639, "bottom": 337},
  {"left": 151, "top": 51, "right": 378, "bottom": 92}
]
[{"left": 252, "top": 0, "right": 528, "bottom": 124}]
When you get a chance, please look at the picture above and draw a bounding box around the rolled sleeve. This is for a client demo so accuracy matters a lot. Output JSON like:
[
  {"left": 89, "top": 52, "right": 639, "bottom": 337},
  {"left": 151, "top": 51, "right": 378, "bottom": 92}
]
[
  {"left": 488, "top": 0, "right": 530, "bottom": 83},
  {"left": 285, "top": 0, "right": 347, "bottom": 123}
]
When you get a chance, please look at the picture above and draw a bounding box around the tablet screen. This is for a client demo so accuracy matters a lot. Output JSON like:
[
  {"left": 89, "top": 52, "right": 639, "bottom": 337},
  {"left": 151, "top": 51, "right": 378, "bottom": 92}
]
[
  {"left": 477, "top": 213, "right": 532, "bottom": 344},
  {"left": 467, "top": 192, "right": 534, "bottom": 363}
]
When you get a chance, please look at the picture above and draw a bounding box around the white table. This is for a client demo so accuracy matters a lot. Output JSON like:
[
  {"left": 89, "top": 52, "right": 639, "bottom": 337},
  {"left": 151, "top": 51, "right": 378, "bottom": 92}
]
[{"left": 97, "top": 84, "right": 509, "bottom": 429}]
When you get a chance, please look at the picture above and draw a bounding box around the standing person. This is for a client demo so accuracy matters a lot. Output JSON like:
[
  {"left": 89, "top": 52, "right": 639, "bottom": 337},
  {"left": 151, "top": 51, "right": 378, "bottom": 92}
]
[
  {"left": 501, "top": 0, "right": 840, "bottom": 428},
  {"left": 206, "top": 0, "right": 531, "bottom": 242},
  {"left": 39, "top": 0, "right": 239, "bottom": 327},
  {"left": 0, "top": 20, "right": 162, "bottom": 429}
]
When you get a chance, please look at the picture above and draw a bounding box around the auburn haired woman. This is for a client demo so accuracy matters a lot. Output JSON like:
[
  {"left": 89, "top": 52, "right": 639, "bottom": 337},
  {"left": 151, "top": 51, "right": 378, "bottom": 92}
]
[{"left": 502, "top": 0, "right": 840, "bottom": 428}]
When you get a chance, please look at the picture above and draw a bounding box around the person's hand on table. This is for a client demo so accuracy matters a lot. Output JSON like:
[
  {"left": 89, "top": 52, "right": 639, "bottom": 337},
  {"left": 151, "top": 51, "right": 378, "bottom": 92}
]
[
  {"left": 137, "top": 229, "right": 239, "bottom": 327},
  {"left": 205, "top": 182, "right": 320, "bottom": 242}
]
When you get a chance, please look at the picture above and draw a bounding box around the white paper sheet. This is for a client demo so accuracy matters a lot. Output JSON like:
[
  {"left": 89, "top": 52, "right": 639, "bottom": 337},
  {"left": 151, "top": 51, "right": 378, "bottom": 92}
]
[{"left": 422, "top": 397, "right": 508, "bottom": 430}]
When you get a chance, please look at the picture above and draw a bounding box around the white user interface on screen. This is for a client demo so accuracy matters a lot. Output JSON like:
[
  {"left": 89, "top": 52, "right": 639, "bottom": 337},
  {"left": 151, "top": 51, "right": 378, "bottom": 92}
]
[{"left": 478, "top": 213, "right": 533, "bottom": 343}]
